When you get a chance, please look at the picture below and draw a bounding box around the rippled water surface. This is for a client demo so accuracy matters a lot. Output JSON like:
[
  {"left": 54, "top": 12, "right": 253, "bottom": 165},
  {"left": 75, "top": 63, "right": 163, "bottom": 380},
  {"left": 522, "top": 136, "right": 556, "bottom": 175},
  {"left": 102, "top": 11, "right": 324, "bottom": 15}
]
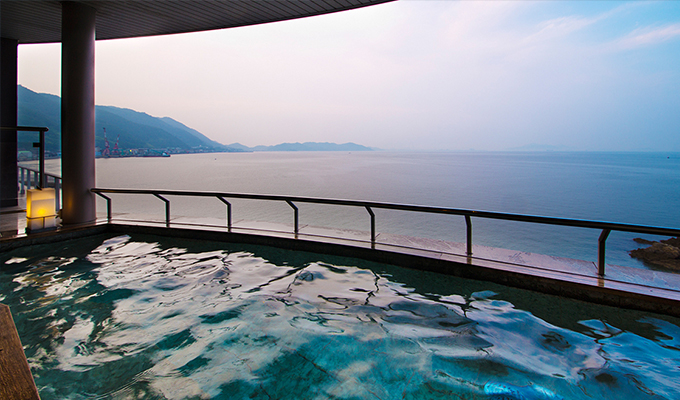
[{"left": 1, "top": 234, "right": 679, "bottom": 399}]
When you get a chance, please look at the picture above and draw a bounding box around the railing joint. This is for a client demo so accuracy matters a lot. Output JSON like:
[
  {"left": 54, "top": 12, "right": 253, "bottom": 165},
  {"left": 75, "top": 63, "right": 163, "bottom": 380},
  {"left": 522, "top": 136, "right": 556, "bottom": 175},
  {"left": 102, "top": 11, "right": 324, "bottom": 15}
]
[
  {"left": 286, "top": 200, "right": 299, "bottom": 236},
  {"left": 598, "top": 229, "right": 611, "bottom": 277},
  {"left": 365, "top": 206, "right": 376, "bottom": 248},
  {"left": 217, "top": 196, "right": 232, "bottom": 232},
  {"left": 153, "top": 193, "right": 171, "bottom": 227},
  {"left": 465, "top": 215, "right": 473, "bottom": 257},
  {"left": 94, "top": 191, "right": 112, "bottom": 223}
]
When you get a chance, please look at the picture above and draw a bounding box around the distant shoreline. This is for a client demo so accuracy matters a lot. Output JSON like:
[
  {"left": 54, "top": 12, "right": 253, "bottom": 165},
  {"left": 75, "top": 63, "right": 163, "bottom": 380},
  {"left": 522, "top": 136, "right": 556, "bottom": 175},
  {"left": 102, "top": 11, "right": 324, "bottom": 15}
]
[{"left": 225, "top": 142, "right": 374, "bottom": 152}]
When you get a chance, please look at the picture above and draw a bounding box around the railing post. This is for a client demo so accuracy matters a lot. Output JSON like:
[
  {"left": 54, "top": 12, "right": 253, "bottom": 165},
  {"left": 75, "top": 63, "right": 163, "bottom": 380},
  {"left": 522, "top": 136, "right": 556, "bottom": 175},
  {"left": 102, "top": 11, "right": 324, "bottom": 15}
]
[
  {"left": 465, "top": 215, "right": 473, "bottom": 256},
  {"left": 55, "top": 177, "right": 61, "bottom": 212},
  {"left": 598, "top": 229, "right": 611, "bottom": 277},
  {"left": 286, "top": 200, "right": 299, "bottom": 236},
  {"left": 217, "top": 196, "right": 232, "bottom": 232},
  {"left": 153, "top": 194, "right": 170, "bottom": 227},
  {"left": 34, "top": 128, "right": 46, "bottom": 189},
  {"left": 97, "top": 192, "right": 112, "bottom": 223},
  {"left": 365, "top": 206, "right": 376, "bottom": 248},
  {"left": 19, "top": 167, "right": 25, "bottom": 194}
]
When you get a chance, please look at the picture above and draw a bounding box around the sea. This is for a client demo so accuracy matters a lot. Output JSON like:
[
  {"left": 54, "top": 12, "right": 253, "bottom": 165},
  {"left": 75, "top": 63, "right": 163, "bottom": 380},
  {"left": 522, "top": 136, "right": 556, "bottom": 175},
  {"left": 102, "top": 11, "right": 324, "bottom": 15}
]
[{"left": 43, "top": 151, "right": 680, "bottom": 269}]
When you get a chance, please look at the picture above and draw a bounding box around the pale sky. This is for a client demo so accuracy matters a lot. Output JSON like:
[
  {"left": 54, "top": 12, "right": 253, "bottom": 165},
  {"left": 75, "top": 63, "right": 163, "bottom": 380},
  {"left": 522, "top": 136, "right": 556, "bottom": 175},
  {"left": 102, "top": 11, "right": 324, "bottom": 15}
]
[{"left": 17, "top": 0, "right": 680, "bottom": 151}]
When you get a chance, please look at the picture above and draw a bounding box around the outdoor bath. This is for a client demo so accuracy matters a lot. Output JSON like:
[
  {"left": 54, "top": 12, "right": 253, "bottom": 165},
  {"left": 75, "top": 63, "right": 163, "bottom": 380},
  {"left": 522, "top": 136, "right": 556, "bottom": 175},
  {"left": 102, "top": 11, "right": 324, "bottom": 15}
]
[{"left": 1, "top": 233, "right": 679, "bottom": 399}]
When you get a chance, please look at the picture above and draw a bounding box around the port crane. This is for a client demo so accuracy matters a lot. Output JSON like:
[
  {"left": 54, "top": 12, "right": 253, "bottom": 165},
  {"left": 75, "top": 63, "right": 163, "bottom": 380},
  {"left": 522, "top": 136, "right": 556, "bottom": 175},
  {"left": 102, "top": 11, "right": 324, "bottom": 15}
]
[
  {"left": 102, "top": 128, "right": 110, "bottom": 158},
  {"left": 101, "top": 128, "right": 121, "bottom": 157}
]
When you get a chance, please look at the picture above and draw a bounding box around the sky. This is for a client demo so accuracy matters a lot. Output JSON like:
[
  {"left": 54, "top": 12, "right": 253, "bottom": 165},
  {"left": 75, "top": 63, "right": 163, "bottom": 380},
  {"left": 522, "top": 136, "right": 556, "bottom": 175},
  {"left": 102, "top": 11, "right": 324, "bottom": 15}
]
[{"left": 17, "top": 0, "right": 680, "bottom": 151}]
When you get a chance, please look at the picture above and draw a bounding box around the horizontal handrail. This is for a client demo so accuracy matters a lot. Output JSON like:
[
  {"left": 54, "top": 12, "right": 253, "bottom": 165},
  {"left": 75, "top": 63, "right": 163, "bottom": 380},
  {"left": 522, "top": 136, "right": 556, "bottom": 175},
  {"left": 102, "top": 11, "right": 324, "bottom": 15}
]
[
  {"left": 18, "top": 166, "right": 61, "bottom": 184},
  {"left": 92, "top": 188, "right": 680, "bottom": 236},
  {"left": 91, "top": 187, "right": 680, "bottom": 276},
  {"left": 0, "top": 126, "right": 49, "bottom": 132}
]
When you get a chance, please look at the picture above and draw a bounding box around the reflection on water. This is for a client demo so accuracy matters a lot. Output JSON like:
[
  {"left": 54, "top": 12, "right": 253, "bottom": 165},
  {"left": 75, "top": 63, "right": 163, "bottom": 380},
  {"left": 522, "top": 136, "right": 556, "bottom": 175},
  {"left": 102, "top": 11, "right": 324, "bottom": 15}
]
[{"left": 1, "top": 234, "right": 679, "bottom": 399}]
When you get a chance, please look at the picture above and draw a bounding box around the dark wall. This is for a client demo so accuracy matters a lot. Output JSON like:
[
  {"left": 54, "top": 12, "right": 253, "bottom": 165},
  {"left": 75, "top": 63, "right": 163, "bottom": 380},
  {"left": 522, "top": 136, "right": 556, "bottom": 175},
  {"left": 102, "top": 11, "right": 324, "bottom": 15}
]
[{"left": 1, "top": 38, "right": 18, "bottom": 207}]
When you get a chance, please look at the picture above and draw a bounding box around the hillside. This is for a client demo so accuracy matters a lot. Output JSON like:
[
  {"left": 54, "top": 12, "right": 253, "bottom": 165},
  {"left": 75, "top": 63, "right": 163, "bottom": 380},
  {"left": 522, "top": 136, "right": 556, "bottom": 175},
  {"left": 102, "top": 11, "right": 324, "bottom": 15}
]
[
  {"left": 17, "top": 86, "right": 374, "bottom": 154},
  {"left": 17, "top": 86, "right": 232, "bottom": 153}
]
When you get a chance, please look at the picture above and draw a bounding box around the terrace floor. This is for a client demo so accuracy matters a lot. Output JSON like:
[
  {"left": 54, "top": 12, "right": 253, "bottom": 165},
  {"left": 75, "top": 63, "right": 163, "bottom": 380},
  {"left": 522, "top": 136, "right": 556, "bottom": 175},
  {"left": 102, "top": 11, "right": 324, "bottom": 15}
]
[{"left": 0, "top": 201, "right": 26, "bottom": 238}]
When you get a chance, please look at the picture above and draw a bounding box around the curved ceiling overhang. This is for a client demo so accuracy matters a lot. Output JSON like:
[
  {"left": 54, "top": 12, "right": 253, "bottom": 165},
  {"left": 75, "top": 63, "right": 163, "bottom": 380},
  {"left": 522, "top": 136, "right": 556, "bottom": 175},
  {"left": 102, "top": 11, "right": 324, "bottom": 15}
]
[{"left": 1, "top": 0, "right": 393, "bottom": 44}]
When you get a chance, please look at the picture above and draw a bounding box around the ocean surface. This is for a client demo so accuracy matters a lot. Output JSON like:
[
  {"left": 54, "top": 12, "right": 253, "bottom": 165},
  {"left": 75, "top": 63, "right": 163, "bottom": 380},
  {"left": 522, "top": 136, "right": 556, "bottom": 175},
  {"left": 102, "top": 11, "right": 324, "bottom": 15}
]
[{"left": 43, "top": 151, "right": 680, "bottom": 269}]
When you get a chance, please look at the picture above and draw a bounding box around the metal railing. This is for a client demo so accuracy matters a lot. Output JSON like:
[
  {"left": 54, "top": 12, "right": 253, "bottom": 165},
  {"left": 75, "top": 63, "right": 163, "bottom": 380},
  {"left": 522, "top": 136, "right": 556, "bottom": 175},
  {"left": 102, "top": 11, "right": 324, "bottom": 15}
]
[
  {"left": 18, "top": 166, "right": 62, "bottom": 212},
  {"left": 1, "top": 126, "right": 50, "bottom": 186},
  {"left": 92, "top": 187, "right": 680, "bottom": 277},
  {"left": 2, "top": 126, "right": 61, "bottom": 213}
]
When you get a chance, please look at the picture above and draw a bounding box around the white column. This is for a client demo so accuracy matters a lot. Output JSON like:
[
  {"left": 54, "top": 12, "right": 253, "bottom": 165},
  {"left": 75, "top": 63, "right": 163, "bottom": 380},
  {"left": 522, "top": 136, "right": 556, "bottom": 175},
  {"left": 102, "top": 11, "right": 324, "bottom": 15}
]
[{"left": 61, "top": 1, "right": 96, "bottom": 225}]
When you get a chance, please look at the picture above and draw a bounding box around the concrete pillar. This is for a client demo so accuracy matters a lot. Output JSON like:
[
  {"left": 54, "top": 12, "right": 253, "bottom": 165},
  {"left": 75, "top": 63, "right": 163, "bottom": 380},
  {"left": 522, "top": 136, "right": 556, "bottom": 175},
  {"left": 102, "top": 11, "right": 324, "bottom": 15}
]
[
  {"left": 0, "top": 38, "right": 18, "bottom": 208},
  {"left": 61, "top": 2, "right": 96, "bottom": 225}
]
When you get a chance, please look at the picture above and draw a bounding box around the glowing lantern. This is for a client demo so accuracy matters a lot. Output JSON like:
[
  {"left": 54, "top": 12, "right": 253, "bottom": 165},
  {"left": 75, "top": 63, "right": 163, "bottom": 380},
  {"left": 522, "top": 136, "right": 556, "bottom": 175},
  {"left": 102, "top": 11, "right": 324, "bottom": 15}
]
[{"left": 26, "top": 188, "right": 56, "bottom": 232}]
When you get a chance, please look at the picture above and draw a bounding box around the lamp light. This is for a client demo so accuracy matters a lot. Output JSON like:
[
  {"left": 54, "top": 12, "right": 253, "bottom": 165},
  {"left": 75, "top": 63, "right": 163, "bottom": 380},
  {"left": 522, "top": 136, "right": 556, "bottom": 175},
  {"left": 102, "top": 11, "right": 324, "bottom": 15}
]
[{"left": 26, "top": 188, "right": 57, "bottom": 232}]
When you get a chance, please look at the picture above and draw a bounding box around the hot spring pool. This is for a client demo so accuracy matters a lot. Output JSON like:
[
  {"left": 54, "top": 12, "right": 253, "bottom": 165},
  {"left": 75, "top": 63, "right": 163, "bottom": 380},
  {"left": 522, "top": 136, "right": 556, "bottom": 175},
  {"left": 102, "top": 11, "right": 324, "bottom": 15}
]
[{"left": 1, "top": 233, "right": 679, "bottom": 399}]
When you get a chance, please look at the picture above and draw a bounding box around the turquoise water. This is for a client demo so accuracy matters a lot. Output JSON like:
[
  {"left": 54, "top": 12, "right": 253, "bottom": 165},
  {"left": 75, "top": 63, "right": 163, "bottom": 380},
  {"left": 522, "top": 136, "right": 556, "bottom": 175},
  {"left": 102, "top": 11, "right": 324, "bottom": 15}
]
[{"left": 1, "top": 234, "right": 679, "bottom": 399}]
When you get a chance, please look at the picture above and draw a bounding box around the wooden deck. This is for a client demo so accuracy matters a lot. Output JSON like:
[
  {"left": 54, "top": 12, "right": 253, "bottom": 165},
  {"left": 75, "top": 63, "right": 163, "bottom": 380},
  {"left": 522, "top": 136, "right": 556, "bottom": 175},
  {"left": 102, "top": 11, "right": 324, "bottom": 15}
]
[{"left": 0, "top": 304, "right": 40, "bottom": 400}]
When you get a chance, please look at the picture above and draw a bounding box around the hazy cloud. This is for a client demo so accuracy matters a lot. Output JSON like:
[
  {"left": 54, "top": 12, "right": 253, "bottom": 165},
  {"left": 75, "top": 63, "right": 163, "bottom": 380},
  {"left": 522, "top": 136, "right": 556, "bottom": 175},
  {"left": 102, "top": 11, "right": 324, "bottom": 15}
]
[
  {"left": 617, "top": 24, "right": 680, "bottom": 49},
  {"left": 17, "top": 1, "right": 680, "bottom": 151}
]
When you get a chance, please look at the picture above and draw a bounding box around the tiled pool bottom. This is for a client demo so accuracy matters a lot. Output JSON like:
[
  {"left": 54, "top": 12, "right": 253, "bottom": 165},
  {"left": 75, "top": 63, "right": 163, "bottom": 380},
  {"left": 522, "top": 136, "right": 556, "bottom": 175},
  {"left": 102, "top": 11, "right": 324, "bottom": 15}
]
[{"left": 1, "top": 234, "right": 679, "bottom": 400}]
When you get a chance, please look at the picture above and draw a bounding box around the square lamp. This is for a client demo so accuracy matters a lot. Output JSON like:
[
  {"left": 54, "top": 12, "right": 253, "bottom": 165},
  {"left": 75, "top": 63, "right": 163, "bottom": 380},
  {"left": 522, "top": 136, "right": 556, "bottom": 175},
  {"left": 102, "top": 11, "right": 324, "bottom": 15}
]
[{"left": 26, "top": 188, "right": 57, "bottom": 232}]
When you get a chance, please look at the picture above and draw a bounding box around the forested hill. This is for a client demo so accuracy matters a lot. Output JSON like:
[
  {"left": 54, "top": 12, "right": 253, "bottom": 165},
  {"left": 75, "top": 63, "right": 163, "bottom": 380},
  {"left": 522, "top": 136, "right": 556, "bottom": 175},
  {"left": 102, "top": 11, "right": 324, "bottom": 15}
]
[{"left": 17, "top": 85, "right": 230, "bottom": 153}]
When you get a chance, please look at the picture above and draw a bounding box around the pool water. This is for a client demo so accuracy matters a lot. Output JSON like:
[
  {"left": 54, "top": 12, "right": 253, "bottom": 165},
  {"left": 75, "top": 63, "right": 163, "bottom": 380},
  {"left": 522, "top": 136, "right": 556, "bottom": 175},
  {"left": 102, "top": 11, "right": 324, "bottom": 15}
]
[{"left": 1, "top": 234, "right": 679, "bottom": 399}]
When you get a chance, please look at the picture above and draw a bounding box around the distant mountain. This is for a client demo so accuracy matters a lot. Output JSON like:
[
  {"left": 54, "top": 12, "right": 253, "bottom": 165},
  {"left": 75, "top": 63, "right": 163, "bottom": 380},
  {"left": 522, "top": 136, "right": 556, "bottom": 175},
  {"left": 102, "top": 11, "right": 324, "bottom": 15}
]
[
  {"left": 17, "top": 86, "right": 374, "bottom": 154},
  {"left": 17, "top": 86, "right": 62, "bottom": 152},
  {"left": 223, "top": 142, "right": 253, "bottom": 152},
  {"left": 227, "top": 142, "right": 374, "bottom": 152},
  {"left": 17, "top": 85, "right": 234, "bottom": 153}
]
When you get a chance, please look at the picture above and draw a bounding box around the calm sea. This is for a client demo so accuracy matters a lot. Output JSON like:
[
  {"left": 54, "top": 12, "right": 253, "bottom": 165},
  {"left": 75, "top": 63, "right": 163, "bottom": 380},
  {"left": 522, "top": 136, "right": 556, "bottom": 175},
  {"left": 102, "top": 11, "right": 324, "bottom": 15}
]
[{"left": 45, "top": 151, "right": 680, "bottom": 269}]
